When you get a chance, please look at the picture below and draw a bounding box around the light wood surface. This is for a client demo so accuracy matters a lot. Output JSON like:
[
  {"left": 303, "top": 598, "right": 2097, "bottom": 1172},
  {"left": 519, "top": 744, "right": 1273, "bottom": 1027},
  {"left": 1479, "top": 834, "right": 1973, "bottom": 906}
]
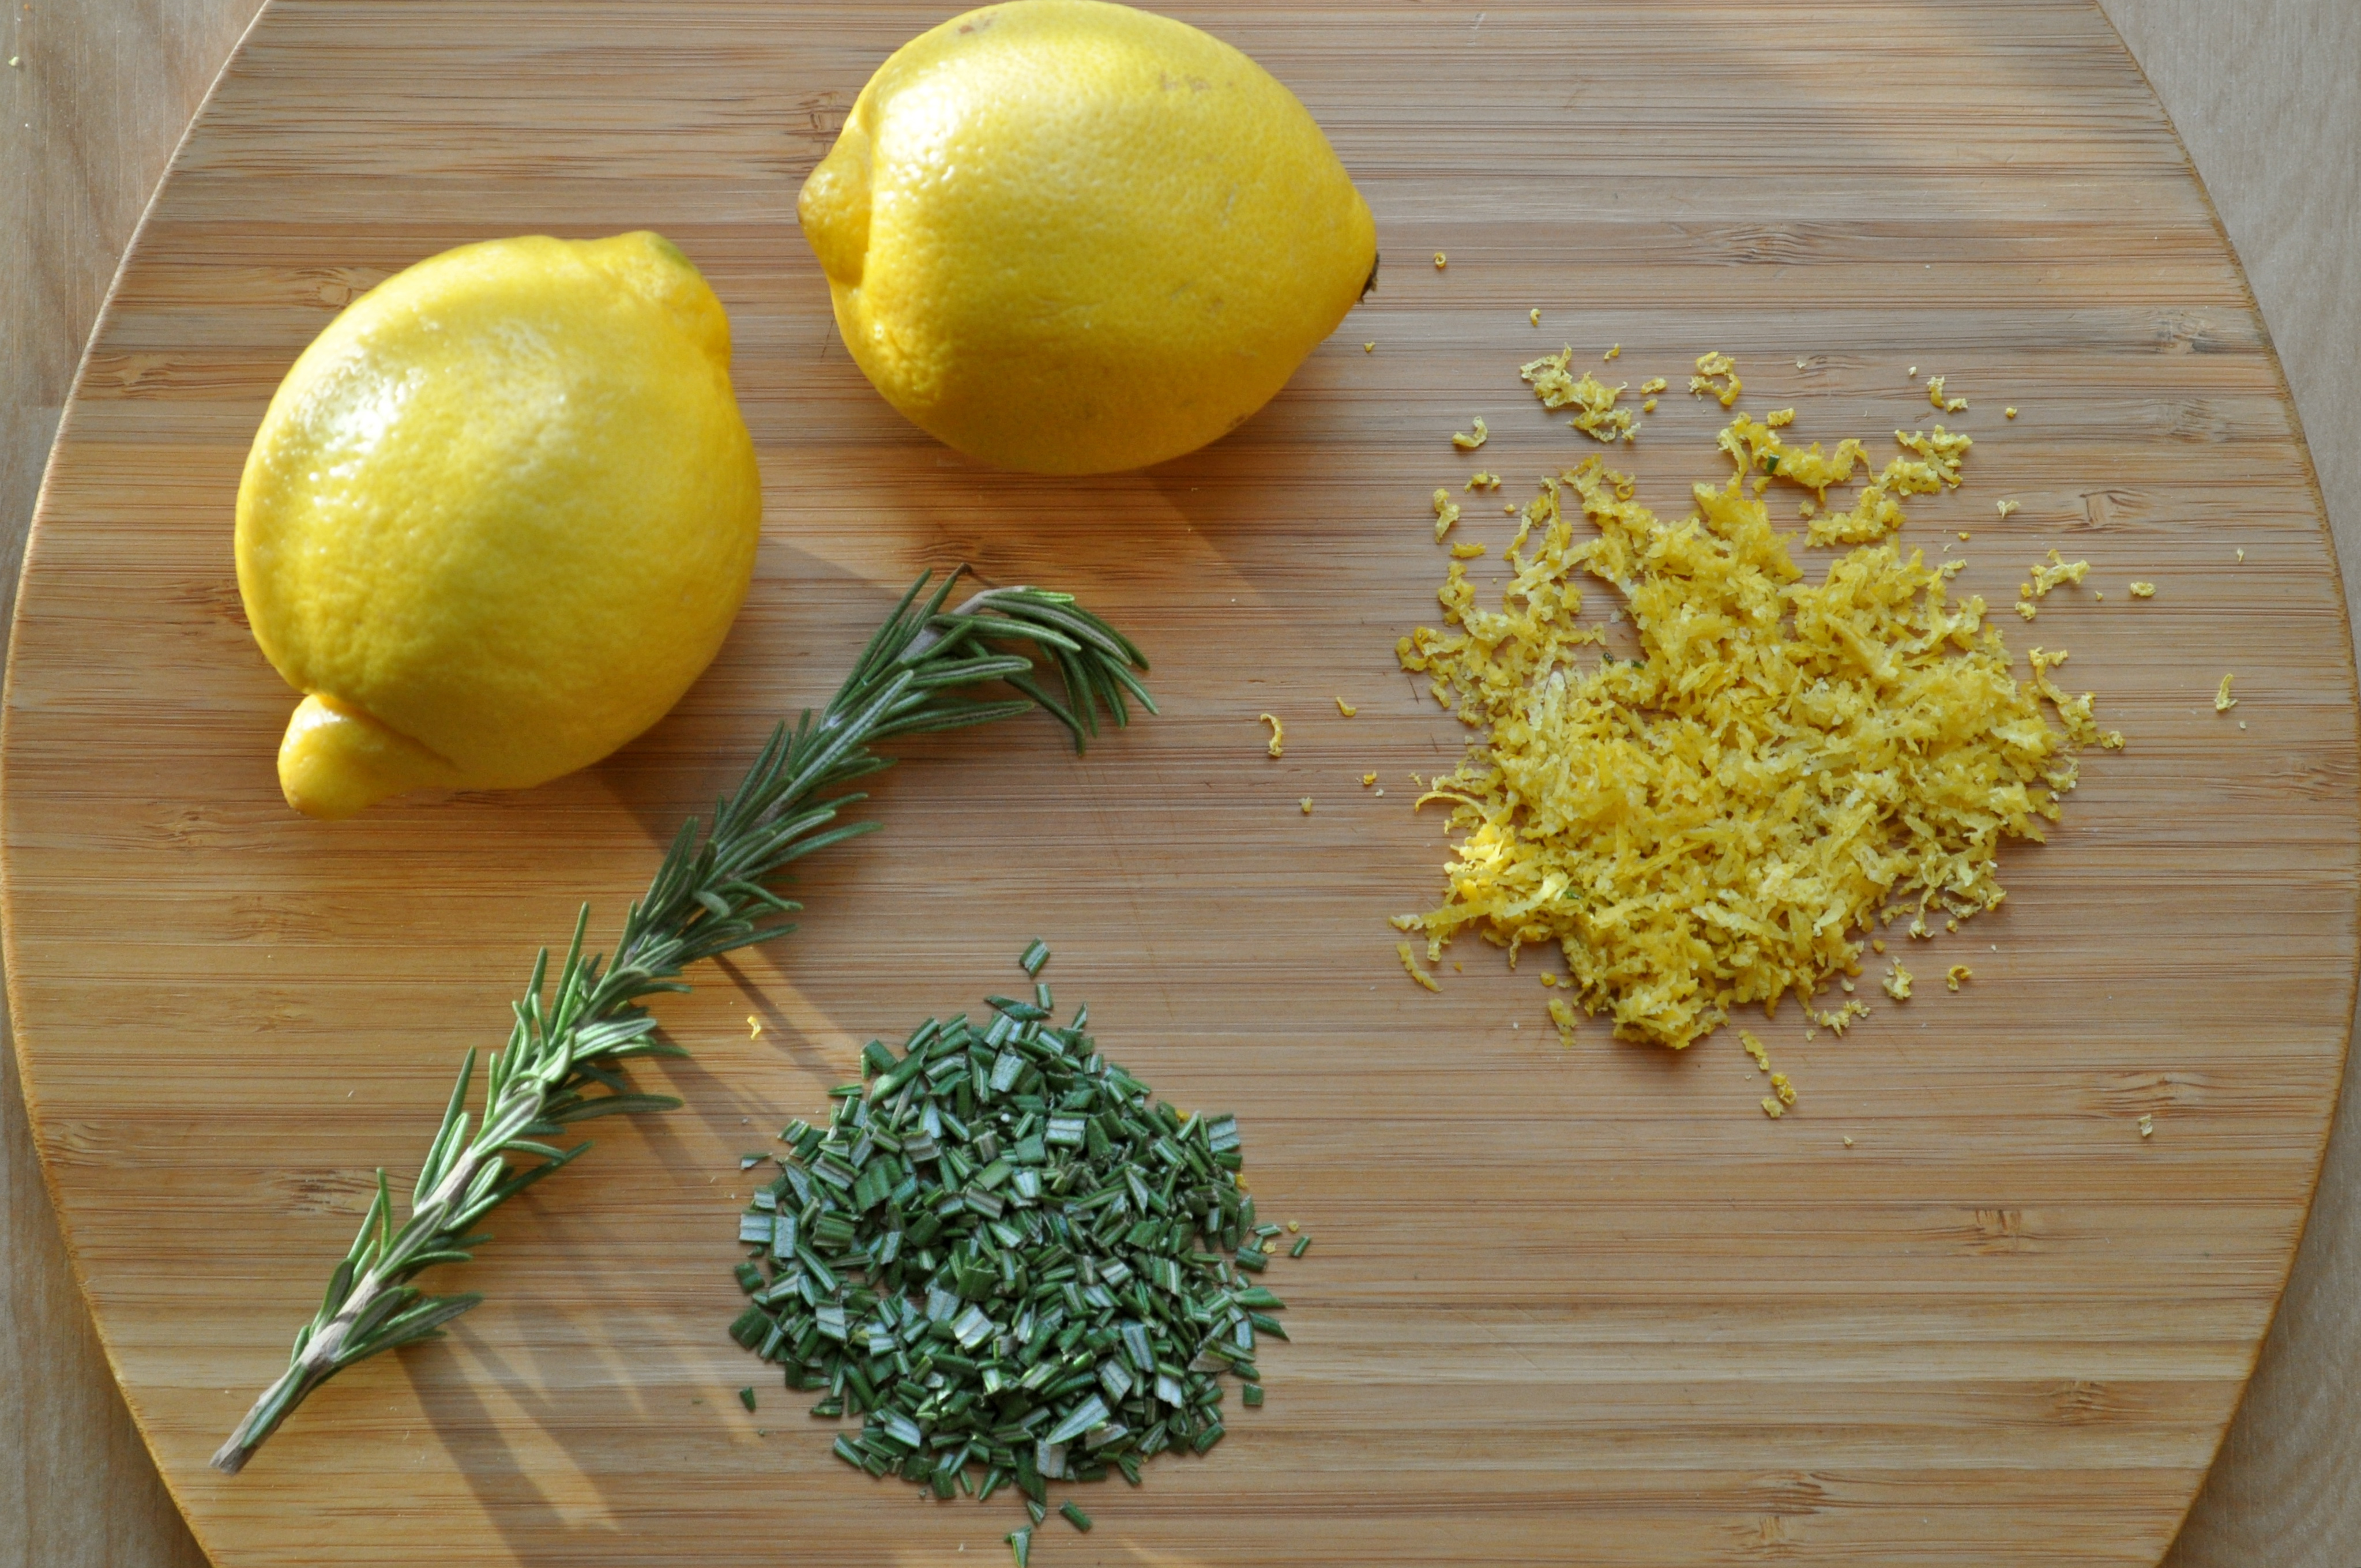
[{"left": 6, "top": 2, "right": 2360, "bottom": 1564}]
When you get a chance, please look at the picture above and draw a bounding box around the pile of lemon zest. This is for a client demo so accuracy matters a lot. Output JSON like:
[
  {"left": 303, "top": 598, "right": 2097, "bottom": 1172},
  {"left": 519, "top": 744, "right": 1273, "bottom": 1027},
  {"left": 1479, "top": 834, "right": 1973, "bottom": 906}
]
[
  {"left": 1433, "top": 488, "right": 1462, "bottom": 542},
  {"left": 2216, "top": 673, "right": 2238, "bottom": 712},
  {"left": 1453, "top": 416, "right": 1490, "bottom": 450},
  {"left": 1689, "top": 351, "right": 1742, "bottom": 408},
  {"left": 1882, "top": 962, "right": 1914, "bottom": 1001},
  {"left": 1397, "top": 398, "right": 2104, "bottom": 1051},
  {"left": 1336, "top": 697, "right": 1359, "bottom": 716},
  {"left": 1259, "top": 713, "right": 1284, "bottom": 757},
  {"left": 2129, "top": 581, "right": 2156, "bottom": 598},
  {"left": 1397, "top": 941, "right": 1442, "bottom": 991}
]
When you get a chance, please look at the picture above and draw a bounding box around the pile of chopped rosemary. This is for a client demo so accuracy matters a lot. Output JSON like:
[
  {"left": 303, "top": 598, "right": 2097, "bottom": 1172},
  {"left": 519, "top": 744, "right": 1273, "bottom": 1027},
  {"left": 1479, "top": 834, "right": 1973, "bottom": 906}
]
[{"left": 731, "top": 945, "right": 1291, "bottom": 1556}]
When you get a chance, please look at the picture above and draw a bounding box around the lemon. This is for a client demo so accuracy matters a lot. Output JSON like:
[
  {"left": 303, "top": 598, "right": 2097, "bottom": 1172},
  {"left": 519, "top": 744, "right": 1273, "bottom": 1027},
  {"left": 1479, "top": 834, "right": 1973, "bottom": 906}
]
[
  {"left": 235, "top": 232, "right": 762, "bottom": 819},
  {"left": 799, "top": 0, "right": 1377, "bottom": 475}
]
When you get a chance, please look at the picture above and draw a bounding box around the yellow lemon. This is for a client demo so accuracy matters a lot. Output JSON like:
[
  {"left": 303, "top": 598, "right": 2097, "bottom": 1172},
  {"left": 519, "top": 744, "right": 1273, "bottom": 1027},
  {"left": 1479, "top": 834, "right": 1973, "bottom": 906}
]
[
  {"left": 799, "top": 0, "right": 1377, "bottom": 475},
  {"left": 235, "top": 232, "right": 761, "bottom": 819}
]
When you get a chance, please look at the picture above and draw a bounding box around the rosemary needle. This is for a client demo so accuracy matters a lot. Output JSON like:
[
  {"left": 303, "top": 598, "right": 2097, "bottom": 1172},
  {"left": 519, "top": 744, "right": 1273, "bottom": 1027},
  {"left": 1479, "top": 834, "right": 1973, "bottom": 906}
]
[{"left": 211, "top": 571, "right": 1155, "bottom": 1475}]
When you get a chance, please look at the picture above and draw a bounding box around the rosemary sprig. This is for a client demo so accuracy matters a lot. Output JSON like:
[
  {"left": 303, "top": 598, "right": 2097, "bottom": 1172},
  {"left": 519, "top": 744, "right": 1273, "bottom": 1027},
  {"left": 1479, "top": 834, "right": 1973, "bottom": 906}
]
[{"left": 211, "top": 571, "right": 1155, "bottom": 1475}]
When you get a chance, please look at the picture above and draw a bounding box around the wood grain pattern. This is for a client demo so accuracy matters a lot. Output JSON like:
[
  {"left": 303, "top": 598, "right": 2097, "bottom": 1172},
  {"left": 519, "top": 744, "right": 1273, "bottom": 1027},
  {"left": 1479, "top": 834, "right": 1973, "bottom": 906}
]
[
  {"left": 2097, "top": 10, "right": 2361, "bottom": 1562},
  {"left": 5, "top": 2, "right": 2355, "bottom": 1565},
  {"left": 0, "top": 3, "right": 265, "bottom": 1567}
]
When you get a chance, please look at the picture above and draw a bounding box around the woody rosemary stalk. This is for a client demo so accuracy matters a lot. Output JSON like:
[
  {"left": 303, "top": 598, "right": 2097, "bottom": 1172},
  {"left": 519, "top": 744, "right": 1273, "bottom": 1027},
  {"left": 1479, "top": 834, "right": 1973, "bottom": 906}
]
[{"left": 212, "top": 571, "right": 1155, "bottom": 1475}]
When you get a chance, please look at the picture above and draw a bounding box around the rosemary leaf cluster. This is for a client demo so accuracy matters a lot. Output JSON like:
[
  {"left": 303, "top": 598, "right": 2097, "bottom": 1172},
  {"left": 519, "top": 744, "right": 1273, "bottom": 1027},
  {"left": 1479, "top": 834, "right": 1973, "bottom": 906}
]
[
  {"left": 730, "top": 945, "right": 1285, "bottom": 1537},
  {"left": 213, "top": 573, "right": 1155, "bottom": 1476}
]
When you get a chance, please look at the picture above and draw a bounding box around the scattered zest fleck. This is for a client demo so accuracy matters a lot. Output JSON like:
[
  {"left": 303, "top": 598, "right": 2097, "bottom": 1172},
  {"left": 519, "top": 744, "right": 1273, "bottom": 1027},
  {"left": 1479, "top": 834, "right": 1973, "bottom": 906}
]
[
  {"left": 1361, "top": 772, "right": 1378, "bottom": 787},
  {"left": 1547, "top": 997, "right": 1579, "bottom": 1046},
  {"left": 1524, "top": 347, "right": 1636, "bottom": 443},
  {"left": 1433, "top": 251, "right": 1447, "bottom": 269},
  {"left": 1432, "top": 488, "right": 1461, "bottom": 541},
  {"left": 1397, "top": 941, "right": 1442, "bottom": 992},
  {"left": 1453, "top": 416, "right": 1489, "bottom": 450},
  {"left": 1604, "top": 344, "right": 1621, "bottom": 361},
  {"left": 1769, "top": 1071, "right": 1796, "bottom": 1107},
  {"left": 1529, "top": 307, "right": 1542, "bottom": 326},
  {"left": 1689, "top": 351, "right": 1742, "bottom": 408},
  {"left": 1335, "top": 697, "right": 1359, "bottom": 716},
  {"left": 2236, "top": 548, "right": 2245, "bottom": 563},
  {"left": 1843, "top": 1135, "right": 1855, "bottom": 1147},
  {"left": 1363, "top": 341, "right": 1375, "bottom": 353},
  {"left": 1926, "top": 374, "right": 1967, "bottom": 413},
  {"left": 1945, "top": 964, "right": 1972, "bottom": 991},
  {"left": 2028, "top": 550, "right": 2088, "bottom": 597},
  {"left": 1449, "top": 541, "right": 1487, "bottom": 559},
  {"left": 1260, "top": 712, "right": 1284, "bottom": 757},
  {"left": 1465, "top": 471, "right": 1502, "bottom": 491},
  {"left": 2004, "top": 407, "right": 2018, "bottom": 419},
  {"left": 2129, "top": 581, "right": 2155, "bottom": 598},
  {"left": 1882, "top": 962, "right": 1914, "bottom": 1001},
  {"left": 1760, "top": 1096, "right": 1784, "bottom": 1119},
  {"left": 2215, "top": 673, "right": 2238, "bottom": 712},
  {"left": 748, "top": 1015, "right": 763, "bottom": 1039},
  {"left": 2139, "top": 1114, "right": 2155, "bottom": 1139},
  {"left": 1299, "top": 796, "right": 1314, "bottom": 815}
]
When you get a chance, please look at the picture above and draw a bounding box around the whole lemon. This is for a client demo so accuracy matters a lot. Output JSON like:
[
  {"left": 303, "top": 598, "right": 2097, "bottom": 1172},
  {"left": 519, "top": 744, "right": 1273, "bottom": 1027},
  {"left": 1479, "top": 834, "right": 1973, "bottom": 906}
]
[
  {"left": 799, "top": 0, "right": 1377, "bottom": 475},
  {"left": 235, "top": 232, "right": 761, "bottom": 820}
]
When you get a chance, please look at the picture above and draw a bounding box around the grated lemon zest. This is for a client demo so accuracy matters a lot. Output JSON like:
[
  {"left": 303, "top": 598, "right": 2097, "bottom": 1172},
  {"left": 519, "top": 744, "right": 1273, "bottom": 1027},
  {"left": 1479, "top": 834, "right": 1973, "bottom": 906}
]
[{"left": 1395, "top": 364, "right": 2105, "bottom": 1050}]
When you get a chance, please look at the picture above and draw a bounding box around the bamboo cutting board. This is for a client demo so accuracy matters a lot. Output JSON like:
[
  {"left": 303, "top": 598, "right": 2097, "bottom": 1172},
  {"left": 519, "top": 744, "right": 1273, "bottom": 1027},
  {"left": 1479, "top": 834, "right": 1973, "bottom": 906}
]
[{"left": 6, "top": 1, "right": 2355, "bottom": 1563}]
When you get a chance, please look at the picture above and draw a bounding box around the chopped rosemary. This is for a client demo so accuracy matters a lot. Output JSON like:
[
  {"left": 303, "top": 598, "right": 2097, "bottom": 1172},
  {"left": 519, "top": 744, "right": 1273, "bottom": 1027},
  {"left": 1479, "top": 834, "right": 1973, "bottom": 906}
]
[
  {"left": 732, "top": 945, "right": 1283, "bottom": 1539},
  {"left": 1007, "top": 1527, "right": 1032, "bottom": 1567},
  {"left": 739, "top": 1386, "right": 758, "bottom": 1412},
  {"left": 1290, "top": 1235, "right": 1312, "bottom": 1258},
  {"left": 1060, "top": 1501, "right": 1093, "bottom": 1532},
  {"left": 210, "top": 572, "right": 1154, "bottom": 1476}
]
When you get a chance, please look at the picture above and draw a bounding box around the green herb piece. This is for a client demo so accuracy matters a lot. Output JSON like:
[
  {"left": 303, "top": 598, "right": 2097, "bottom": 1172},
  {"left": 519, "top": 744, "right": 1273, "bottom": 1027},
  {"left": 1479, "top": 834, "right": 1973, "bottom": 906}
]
[
  {"left": 1060, "top": 1502, "right": 1093, "bottom": 1532},
  {"left": 1006, "top": 1527, "right": 1032, "bottom": 1567},
  {"left": 210, "top": 573, "right": 1155, "bottom": 1477},
  {"left": 1290, "top": 1235, "right": 1312, "bottom": 1258},
  {"left": 1242, "top": 1383, "right": 1264, "bottom": 1408},
  {"left": 732, "top": 945, "right": 1284, "bottom": 1539},
  {"left": 738, "top": 1387, "right": 757, "bottom": 1412},
  {"left": 1020, "top": 940, "right": 1051, "bottom": 976}
]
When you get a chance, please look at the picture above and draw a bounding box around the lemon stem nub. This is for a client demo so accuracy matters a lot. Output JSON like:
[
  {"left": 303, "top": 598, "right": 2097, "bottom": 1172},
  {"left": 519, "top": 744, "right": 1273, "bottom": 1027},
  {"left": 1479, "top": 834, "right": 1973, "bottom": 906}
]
[{"left": 277, "top": 694, "right": 459, "bottom": 819}]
